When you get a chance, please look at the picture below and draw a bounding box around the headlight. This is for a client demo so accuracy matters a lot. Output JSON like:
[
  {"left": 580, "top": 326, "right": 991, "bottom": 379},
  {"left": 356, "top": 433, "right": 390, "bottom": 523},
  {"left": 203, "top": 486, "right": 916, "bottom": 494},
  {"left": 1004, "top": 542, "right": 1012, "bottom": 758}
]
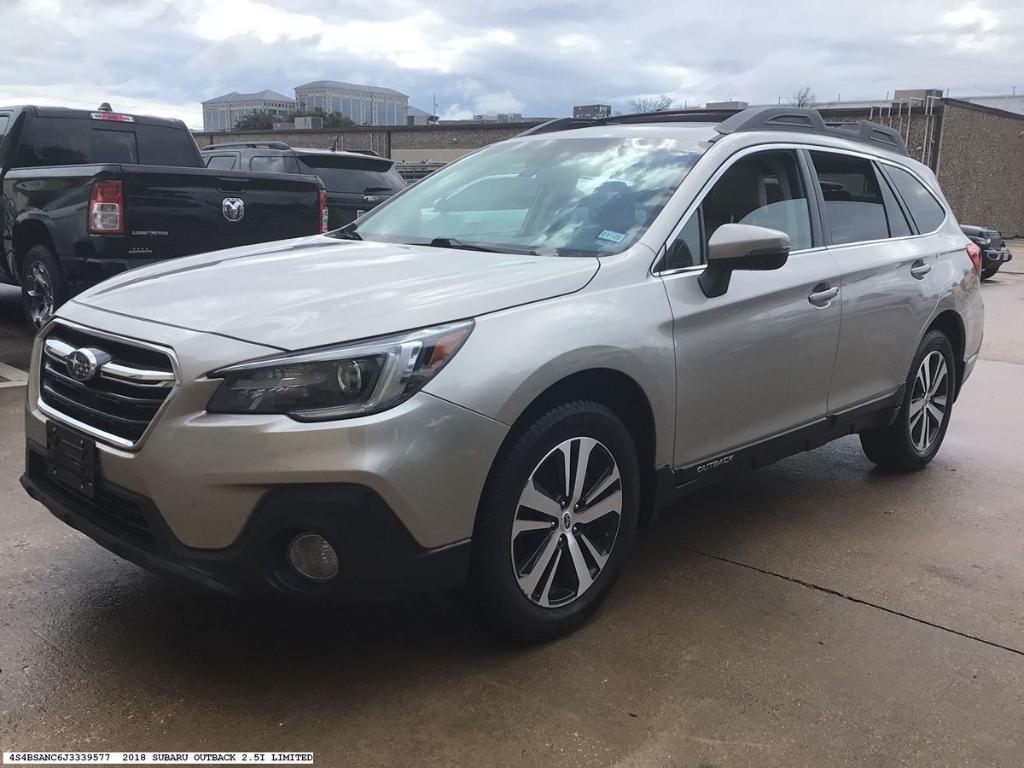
[{"left": 207, "top": 320, "right": 473, "bottom": 420}]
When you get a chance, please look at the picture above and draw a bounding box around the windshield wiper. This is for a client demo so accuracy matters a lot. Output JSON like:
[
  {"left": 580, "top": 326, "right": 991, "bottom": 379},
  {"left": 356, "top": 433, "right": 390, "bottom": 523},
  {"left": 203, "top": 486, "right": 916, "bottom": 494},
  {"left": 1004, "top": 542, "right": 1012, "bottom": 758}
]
[
  {"left": 427, "top": 237, "right": 501, "bottom": 253},
  {"left": 331, "top": 227, "right": 362, "bottom": 241}
]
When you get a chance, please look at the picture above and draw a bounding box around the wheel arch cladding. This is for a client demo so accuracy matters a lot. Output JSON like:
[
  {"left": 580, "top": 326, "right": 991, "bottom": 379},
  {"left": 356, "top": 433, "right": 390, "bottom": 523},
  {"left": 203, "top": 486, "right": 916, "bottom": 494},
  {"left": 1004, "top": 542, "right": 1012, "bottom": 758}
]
[
  {"left": 926, "top": 309, "right": 966, "bottom": 398},
  {"left": 485, "top": 368, "right": 659, "bottom": 528}
]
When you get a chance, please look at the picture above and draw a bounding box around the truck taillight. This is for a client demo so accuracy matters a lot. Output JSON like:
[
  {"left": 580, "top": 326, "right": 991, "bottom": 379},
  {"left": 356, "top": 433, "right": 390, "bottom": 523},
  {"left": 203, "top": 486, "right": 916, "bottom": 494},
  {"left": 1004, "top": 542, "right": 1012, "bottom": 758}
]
[
  {"left": 318, "top": 188, "right": 329, "bottom": 233},
  {"left": 966, "top": 242, "right": 982, "bottom": 275},
  {"left": 88, "top": 180, "right": 124, "bottom": 235}
]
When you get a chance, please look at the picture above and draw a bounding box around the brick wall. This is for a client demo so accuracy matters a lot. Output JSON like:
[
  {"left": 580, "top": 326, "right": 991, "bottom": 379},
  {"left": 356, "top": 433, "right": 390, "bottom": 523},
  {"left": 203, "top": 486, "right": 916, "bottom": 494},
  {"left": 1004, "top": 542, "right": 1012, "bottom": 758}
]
[{"left": 936, "top": 101, "right": 1024, "bottom": 236}]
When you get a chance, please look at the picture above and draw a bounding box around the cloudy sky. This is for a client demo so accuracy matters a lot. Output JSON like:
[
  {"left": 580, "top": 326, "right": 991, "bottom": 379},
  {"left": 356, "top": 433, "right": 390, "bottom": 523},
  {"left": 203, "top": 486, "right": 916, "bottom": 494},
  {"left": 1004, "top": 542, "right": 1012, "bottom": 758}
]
[{"left": 0, "top": 0, "right": 1021, "bottom": 128}]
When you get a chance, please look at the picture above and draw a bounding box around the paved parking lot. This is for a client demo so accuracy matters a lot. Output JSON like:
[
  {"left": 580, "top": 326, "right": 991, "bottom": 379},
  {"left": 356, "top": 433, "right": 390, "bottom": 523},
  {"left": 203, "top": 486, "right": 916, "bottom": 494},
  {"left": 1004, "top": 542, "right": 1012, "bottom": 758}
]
[{"left": 1, "top": 262, "right": 1022, "bottom": 766}]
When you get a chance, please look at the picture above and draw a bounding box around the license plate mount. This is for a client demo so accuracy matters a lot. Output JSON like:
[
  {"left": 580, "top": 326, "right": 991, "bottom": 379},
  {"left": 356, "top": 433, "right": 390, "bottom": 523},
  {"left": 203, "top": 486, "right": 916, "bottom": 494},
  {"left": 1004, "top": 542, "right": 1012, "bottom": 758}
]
[{"left": 46, "top": 422, "right": 98, "bottom": 499}]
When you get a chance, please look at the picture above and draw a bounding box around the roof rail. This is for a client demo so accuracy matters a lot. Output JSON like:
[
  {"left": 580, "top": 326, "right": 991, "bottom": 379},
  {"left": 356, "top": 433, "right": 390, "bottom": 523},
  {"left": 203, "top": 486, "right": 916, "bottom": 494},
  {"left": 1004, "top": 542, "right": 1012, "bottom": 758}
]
[
  {"left": 517, "top": 106, "right": 909, "bottom": 155},
  {"left": 713, "top": 106, "right": 908, "bottom": 155},
  {"left": 201, "top": 141, "right": 292, "bottom": 151},
  {"left": 518, "top": 111, "right": 737, "bottom": 137}
]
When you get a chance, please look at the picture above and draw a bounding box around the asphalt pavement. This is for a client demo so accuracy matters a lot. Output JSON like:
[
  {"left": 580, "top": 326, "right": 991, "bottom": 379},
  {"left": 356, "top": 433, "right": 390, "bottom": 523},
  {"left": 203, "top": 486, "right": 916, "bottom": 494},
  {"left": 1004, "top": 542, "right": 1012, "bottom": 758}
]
[{"left": 0, "top": 267, "right": 1022, "bottom": 766}]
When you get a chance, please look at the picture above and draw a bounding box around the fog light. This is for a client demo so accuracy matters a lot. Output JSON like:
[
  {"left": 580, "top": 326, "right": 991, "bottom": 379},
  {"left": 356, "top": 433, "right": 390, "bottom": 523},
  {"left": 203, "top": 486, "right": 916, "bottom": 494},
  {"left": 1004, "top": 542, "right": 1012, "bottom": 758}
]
[{"left": 287, "top": 533, "right": 339, "bottom": 581}]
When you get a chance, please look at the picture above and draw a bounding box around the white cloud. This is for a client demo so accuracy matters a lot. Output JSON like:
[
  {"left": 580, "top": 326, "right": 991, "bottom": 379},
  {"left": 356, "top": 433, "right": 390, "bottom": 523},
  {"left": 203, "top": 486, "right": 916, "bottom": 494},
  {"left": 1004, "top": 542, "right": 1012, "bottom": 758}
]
[
  {"left": 474, "top": 91, "right": 525, "bottom": 115},
  {"left": 0, "top": 0, "right": 1022, "bottom": 126},
  {"left": 0, "top": 83, "right": 203, "bottom": 129}
]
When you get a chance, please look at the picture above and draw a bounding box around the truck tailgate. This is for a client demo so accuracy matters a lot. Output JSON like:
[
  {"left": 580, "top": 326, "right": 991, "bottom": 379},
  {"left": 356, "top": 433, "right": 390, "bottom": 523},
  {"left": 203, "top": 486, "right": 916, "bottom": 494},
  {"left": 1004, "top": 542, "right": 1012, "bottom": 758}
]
[{"left": 121, "top": 166, "right": 321, "bottom": 259}]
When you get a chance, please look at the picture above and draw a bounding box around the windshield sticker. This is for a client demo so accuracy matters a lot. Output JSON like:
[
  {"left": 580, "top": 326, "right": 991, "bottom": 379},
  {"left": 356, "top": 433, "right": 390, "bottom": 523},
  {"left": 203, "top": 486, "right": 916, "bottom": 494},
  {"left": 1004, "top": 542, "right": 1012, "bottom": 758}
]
[{"left": 597, "top": 230, "right": 625, "bottom": 243}]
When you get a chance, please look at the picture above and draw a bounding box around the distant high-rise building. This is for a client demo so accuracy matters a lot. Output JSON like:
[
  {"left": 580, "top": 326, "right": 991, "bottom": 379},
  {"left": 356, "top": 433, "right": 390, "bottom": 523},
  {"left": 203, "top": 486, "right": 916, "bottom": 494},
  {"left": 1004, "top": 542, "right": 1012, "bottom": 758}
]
[
  {"left": 573, "top": 104, "right": 612, "bottom": 119},
  {"left": 202, "top": 90, "right": 295, "bottom": 132},
  {"left": 294, "top": 81, "right": 409, "bottom": 126}
]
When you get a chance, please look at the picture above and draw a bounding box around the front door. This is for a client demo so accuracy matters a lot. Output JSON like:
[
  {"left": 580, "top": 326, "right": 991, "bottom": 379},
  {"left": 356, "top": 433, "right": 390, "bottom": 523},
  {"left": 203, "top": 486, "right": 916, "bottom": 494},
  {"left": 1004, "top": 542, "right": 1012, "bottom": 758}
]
[{"left": 658, "top": 148, "right": 843, "bottom": 470}]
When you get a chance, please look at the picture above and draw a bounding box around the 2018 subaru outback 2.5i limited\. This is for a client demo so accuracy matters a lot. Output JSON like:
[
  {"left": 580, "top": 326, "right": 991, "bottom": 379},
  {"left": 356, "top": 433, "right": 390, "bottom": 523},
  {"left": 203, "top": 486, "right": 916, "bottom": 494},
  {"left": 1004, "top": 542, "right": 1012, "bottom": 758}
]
[{"left": 22, "top": 107, "right": 983, "bottom": 641}]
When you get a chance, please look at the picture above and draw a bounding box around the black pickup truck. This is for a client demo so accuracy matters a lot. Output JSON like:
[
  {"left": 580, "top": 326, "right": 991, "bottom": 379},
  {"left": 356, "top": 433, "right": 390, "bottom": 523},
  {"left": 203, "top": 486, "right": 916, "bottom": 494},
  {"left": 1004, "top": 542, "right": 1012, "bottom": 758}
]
[{"left": 0, "top": 106, "right": 328, "bottom": 327}]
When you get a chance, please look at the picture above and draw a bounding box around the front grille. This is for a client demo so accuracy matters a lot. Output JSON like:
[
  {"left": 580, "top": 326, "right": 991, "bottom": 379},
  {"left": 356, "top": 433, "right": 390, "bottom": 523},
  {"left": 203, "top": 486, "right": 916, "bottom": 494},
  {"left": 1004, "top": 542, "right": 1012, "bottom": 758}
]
[
  {"left": 28, "top": 451, "right": 158, "bottom": 551},
  {"left": 39, "top": 323, "right": 176, "bottom": 446}
]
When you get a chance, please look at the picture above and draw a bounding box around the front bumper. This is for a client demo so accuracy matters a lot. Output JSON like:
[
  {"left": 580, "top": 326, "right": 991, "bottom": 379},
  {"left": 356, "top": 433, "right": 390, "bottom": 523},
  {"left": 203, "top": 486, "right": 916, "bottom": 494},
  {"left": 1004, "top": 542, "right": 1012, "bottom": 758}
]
[
  {"left": 24, "top": 305, "right": 510, "bottom": 597},
  {"left": 22, "top": 444, "right": 471, "bottom": 600}
]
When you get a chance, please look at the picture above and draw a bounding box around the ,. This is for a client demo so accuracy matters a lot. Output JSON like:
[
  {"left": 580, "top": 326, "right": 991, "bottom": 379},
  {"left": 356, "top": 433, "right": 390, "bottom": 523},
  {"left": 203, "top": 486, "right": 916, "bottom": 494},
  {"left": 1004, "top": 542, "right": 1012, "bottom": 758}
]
[{"left": 19, "top": 106, "right": 983, "bottom": 642}]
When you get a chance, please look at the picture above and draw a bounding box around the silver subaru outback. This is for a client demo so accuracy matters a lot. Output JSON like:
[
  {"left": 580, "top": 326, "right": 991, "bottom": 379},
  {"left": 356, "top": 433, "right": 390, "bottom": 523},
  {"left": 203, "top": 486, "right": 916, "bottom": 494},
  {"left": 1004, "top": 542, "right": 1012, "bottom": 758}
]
[{"left": 22, "top": 107, "right": 984, "bottom": 640}]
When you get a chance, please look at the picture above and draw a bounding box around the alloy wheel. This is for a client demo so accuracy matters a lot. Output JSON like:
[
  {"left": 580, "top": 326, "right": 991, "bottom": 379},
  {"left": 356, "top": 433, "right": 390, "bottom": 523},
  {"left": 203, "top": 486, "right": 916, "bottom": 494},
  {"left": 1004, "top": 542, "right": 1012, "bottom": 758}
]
[
  {"left": 25, "top": 261, "right": 55, "bottom": 328},
  {"left": 909, "top": 350, "right": 949, "bottom": 453},
  {"left": 510, "top": 437, "right": 622, "bottom": 608}
]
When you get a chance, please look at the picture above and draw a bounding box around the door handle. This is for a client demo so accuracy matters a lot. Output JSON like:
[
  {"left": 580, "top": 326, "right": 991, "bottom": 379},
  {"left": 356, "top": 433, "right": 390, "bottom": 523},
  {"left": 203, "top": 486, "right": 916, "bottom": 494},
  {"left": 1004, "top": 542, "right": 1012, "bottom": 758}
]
[
  {"left": 808, "top": 283, "right": 839, "bottom": 307},
  {"left": 910, "top": 260, "right": 932, "bottom": 279}
]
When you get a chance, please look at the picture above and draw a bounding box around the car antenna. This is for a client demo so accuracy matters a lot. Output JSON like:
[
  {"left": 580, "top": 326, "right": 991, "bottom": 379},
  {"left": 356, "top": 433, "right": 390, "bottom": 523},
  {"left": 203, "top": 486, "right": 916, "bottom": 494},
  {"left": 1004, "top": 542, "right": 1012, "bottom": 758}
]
[
  {"left": 330, "top": 132, "right": 341, "bottom": 152},
  {"left": 98, "top": 102, "right": 112, "bottom": 112}
]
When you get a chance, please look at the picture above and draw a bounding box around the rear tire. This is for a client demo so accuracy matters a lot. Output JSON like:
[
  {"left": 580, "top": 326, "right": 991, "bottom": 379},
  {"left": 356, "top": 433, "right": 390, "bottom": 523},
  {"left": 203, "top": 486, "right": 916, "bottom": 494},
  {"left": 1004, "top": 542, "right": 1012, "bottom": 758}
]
[
  {"left": 860, "top": 330, "right": 956, "bottom": 471},
  {"left": 20, "top": 245, "right": 68, "bottom": 331},
  {"left": 468, "top": 401, "right": 639, "bottom": 643}
]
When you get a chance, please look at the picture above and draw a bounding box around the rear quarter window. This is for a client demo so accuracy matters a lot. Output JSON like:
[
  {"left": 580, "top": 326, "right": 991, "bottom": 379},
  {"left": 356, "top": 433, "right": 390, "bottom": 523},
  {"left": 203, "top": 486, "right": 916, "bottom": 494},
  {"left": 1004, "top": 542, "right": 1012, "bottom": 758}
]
[
  {"left": 205, "top": 154, "right": 238, "bottom": 170},
  {"left": 883, "top": 165, "right": 947, "bottom": 233}
]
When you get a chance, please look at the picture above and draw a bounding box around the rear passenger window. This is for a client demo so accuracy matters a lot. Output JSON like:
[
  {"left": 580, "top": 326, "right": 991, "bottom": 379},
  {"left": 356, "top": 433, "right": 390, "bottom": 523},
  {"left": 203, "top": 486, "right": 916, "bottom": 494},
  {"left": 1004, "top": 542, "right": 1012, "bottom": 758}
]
[
  {"left": 205, "top": 155, "right": 237, "bottom": 170},
  {"left": 810, "top": 152, "right": 888, "bottom": 245},
  {"left": 884, "top": 165, "right": 946, "bottom": 233}
]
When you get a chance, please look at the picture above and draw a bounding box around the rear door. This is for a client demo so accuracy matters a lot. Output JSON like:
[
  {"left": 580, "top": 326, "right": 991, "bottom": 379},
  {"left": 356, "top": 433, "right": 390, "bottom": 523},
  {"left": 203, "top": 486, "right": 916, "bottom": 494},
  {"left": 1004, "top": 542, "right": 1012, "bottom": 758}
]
[
  {"left": 659, "top": 147, "right": 844, "bottom": 472},
  {"left": 295, "top": 153, "right": 406, "bottom": 228},
  {"left": 811, "top": 150, "right": 938, "bottom": 411},
  {"left": 120, "top": 166, "right": 322, "bottom": 259}
]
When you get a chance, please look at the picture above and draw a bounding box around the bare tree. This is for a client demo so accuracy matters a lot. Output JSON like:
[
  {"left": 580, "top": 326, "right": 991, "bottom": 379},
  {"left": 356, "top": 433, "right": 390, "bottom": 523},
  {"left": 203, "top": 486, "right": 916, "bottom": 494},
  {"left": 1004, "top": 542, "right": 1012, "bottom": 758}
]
[
  {"left": 790, "top": 87, "right": 817, "bottom": 108},
  {"left": 628, "top": 94, "right": 674, "bottom": 113}
]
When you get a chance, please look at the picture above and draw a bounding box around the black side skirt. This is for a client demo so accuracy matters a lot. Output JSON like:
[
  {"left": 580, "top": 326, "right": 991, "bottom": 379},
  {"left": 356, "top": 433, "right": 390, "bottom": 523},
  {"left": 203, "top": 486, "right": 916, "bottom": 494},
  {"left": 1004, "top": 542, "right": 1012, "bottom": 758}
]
[{"left": 669, "top": 389, "right": 903, "bottom": 496}]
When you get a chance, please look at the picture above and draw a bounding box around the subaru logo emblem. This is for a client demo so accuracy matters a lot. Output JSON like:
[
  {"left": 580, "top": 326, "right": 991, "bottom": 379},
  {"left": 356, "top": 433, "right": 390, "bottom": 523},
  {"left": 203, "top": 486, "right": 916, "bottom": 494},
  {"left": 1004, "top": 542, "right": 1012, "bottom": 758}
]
[
  {"left": 66, "top": 348, "right": 101, "bottom": 382},
  {"left": 222, "top": 197, "right": 245, "bottom": 222}
]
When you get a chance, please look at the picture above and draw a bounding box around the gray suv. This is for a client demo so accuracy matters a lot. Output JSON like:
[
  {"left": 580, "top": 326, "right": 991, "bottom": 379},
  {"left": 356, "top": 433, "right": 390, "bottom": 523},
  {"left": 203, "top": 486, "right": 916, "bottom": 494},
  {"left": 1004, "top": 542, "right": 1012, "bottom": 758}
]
[{"left": 21, "top": 107, "right": 984, "bottom": 641}]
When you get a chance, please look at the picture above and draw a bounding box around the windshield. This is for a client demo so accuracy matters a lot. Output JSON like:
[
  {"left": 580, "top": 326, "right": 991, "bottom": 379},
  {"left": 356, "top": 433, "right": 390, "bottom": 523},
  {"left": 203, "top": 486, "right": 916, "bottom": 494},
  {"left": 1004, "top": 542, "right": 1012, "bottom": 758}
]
[{"left": 337, "top": 136, "right": 704, "bottom": 256}]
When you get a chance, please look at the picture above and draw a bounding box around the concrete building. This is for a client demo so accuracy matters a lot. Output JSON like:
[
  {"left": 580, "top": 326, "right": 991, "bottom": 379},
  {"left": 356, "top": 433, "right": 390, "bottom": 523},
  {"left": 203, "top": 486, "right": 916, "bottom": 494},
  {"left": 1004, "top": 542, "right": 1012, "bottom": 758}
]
[
  {"left": 574, "top": 105, "right": 612, "bottom": 119},
  {"left": 195, "top": 96, "right": 1024, "bottom": 235},
  {"left": 294, "top": 81, "right": 408, "bottom": 126},
  {"left": 705, "top": 100, "right": 749, "bottom": 110},
  {"left": 405, "top": 106, "right": 434, "bottom": 126},
  {"left": 202, "top": 90, "right": 295, "bottom": 132}
]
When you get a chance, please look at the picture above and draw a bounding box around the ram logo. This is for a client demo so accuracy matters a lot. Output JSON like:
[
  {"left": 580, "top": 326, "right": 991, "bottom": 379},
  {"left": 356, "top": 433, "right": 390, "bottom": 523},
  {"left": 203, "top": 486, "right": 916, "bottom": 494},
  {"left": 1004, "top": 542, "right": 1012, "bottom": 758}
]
[
  {"left": 696, "top": 454, "right": 734, "bottom": 474},
  {"left": 222, "top": 197, "right": 245, "bottom": 222}
]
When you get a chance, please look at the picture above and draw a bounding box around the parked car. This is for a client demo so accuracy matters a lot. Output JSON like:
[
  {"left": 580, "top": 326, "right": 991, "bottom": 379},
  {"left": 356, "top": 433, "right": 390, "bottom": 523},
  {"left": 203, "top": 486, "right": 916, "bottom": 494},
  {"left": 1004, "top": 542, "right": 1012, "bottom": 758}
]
[
  {"left": 0, "top": 106, "right": 328, "bottom": 328},
  {"left": 200, "top": 142, "right": 405, "bottom": 229},
  {"left": 961, "top": 224, "right": 1012, "bottom": 280},
  {"left": 22, "top": 107, "right": 983, "bottom": 641}
]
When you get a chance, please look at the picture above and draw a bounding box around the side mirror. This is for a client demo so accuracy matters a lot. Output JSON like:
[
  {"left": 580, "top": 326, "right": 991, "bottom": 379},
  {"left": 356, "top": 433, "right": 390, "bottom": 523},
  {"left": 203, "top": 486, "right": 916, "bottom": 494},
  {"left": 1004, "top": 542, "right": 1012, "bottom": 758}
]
[{"left": 698, "top": 223, "right": 790, "bottom": 298}]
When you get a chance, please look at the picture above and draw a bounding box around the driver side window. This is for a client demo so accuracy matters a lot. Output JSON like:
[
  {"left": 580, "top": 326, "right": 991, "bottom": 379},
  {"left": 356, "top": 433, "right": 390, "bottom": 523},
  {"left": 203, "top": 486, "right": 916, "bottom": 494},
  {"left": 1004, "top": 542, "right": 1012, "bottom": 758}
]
[{"left": 664, "top": 149, "right": 812, "bottom": 271}]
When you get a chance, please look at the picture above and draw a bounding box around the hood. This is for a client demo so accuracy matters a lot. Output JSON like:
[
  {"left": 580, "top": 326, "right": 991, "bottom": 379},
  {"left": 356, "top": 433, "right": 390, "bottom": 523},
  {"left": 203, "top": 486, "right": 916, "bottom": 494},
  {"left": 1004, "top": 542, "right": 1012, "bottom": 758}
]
[{"left": 73, "top": 236, "right": 600, "bottom": 351}]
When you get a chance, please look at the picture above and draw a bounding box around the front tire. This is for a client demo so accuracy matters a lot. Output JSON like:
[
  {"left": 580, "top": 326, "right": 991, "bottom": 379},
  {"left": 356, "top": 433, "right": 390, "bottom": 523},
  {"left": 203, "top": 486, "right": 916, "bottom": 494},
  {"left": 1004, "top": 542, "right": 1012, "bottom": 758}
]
[
  {"left": 980, "top": 263, "right": 1000, "bottom": 280},
  {"left": 468, "top": 401, "right": 640, "bottom": 642},
  {"left": 20, "top": 245, "right": 68, "bottom": 331},
  {"left": 860, "top": 330, "right": 956, "bottom": 471}
]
